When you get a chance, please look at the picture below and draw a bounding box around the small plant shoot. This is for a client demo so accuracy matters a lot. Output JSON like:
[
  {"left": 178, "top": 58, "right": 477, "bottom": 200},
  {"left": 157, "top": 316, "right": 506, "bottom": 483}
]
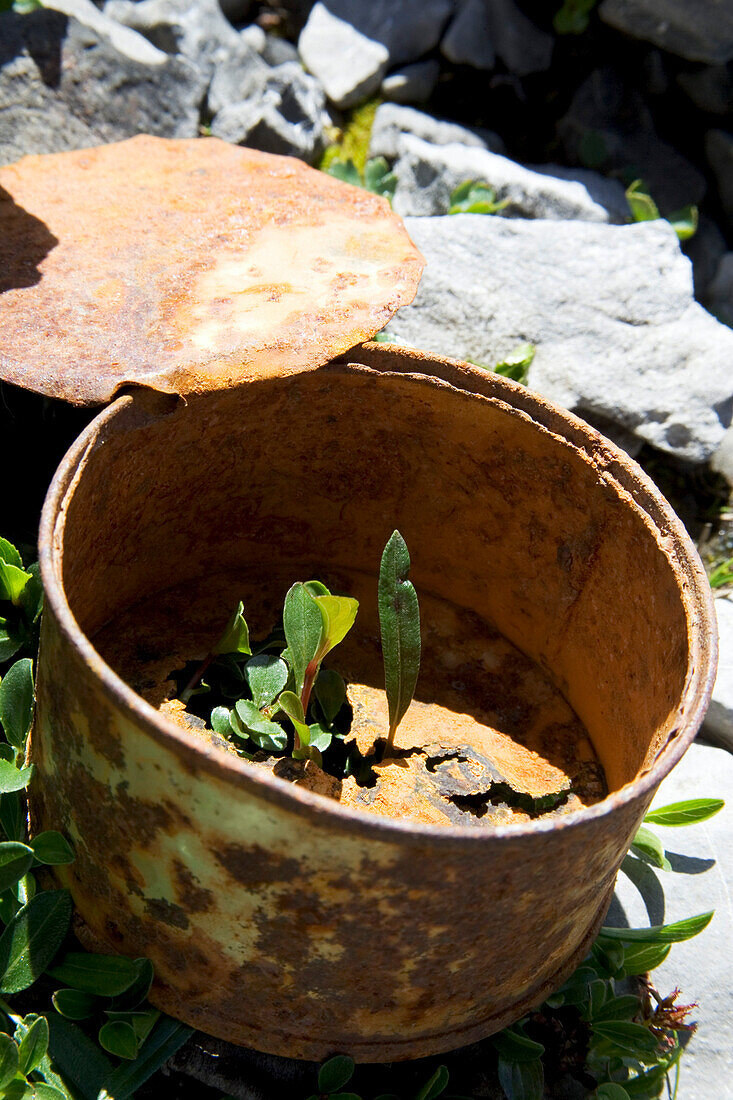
[{"left": 378, "top": 530, "right": 421, "bottom": 756}]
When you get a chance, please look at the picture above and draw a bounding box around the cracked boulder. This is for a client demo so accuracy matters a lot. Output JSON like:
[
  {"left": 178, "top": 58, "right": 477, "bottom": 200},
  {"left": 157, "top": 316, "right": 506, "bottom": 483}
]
[
  {"left": 385, "top": 215, "right": 733, "bottom": 464},
  {"left": 210, "top": 62, "right": 329, "bottom": 163},
  {"left": 0, "top": 10, "right": 206, "bottom": 167}
]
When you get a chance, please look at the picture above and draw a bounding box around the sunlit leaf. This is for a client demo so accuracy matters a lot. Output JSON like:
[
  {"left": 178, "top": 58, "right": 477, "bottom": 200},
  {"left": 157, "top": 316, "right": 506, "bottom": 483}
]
[
  {"left": 283, "top": 583, "right": 323, "bottom": 696},
  {"left": 626, "top": 180, "right": 660, "bottom": 223},
  {"left": 630, "top": 826, "right": 671, "bottom": 871},
  {"left": 378, "top": 530, "right": 421, "bottom": 752},
  {"left": 47, "top": 952, "right": 141, "bottom": 997},
  {"left": 0, "top": 841, "right": 34, "bottom": 893},
  {"left": 232, "top": 700, "right": 287, "bottom": 752},
  {"left": 644, "top": 798, "right": 724, "bottom": 827},
  {"left": 245, "top": 655, "right": 288, "bottom": 709},
  {"left": 17, "top": 1013, "right": 49, "bottom": 1075},
  {"left": 599, "top": 911, "right": 713, "bottom": 944},
  {"left": 212, "top": 602, "right": 251, "bottom": 656},
  {"left": 0, "top": 891, "right": 72, "bottom": 993},
  {"left": 0, "top": 658, "right": 34, "bottom": 749},
  {"left": 30, "top": 831, "right": 75, "bottom": 866}
]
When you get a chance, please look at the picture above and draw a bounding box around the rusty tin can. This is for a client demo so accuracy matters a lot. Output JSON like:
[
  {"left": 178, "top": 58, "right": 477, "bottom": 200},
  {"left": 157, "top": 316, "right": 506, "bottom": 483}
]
[{"left": 30, "top": 342, "right": 717, "bottom": 1062}]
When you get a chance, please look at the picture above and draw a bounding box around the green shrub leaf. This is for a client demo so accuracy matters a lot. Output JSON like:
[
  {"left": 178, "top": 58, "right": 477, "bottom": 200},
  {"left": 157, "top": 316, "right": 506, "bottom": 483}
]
[
  {"left": 378, "top": 530, "right": 421, "bottom": 752},
  {"left": 245, "top": 656, "right": 288, "bottom": 709},
  {"left": 99, "top": 1020, "right": 139, "bottom": 1060},
  {"left": 616, "top": 941, "right": 671, "bottom": 977},
  {"left": 17, "top": 1013, "right": 49, "bottom": 1074},
  {"left": 0, "top": 791, "right": 25, "bottom": 842},
  {"left": 0, "top": 658, "right": 35, "bottom": 749},
  {"left": 0, "top": 841, "right": 35, "bottom": 893},
  {"left": 596, "top": 1085, "right": 631, "bottom": 1099},
  {"left": 47, "top": 952, "right": 141, "bottom": 997},
  {"left": 0, "top": 539, "right": 22, "bottom": 569},
  {"left": 415, "top": 1064, "right": 449, "bottom": 1100},
  {"left": 232, "top": 700, "right": 287, "bottom": 752},
  {"left": 0, "top": 890, "right": 72, "bottom": 993},
  {"left": 52, "top": 988, "right": 100, "bottom": 1020},
  {"left": 0, "top": 760, "right": 34, "bottom": 794},
  {"left": 312, "top": 595, "right": 359, "bottom": 661},
  {"left": 98, "top": 1016, "right": 193, "bottom": 1099},
  {"left": 283, "top": 583, "right": 323, "bottom": 696},
  {"left": 318, "top": 1054, "right": 355, "bottom": 1092},
  {"left": 630, "top": 826, "right": 671, "bottom": 871},
  {"left": 599, "top": 911, "right": 713, "bottom": 944},
  {"left": 644, "top": 798, "right": 724, "bottom": 827},
  {"left": 313, "top": 668, "right": 346, "bottom": 724},
  {"left": 591, "top": 1021, "right": 659, "bottom": 1061},
  {"left": 497, "top": 1057, "right": 544, "bottom": 1100},
  {"left": 493, "top": 1027, "right": 545, "bottom": 1063},
  {"left": 626, "top": 180, "right": 660, "bottom": 223},
  {"left": 30, "top": 832, "right": 75, "bottom": 866},
  {"left": 212, "top": 602, "right": 251, "bottom": 656},
  {"left": 0, "top": 563, "right": 32, "bottom": 606},
  {"left": 0, "top": 1031, "right": 19, "bottom": 1089}
]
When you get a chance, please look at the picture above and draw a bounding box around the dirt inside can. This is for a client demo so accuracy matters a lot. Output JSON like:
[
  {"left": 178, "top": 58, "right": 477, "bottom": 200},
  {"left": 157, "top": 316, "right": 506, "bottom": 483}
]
[{"left": 93, "top": 563, "right": 607, "bottom": 828}]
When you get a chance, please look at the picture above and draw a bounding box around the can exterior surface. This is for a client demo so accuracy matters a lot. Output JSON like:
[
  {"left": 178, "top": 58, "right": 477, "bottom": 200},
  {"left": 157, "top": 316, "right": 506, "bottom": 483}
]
[{"left": 30, "top": 345, "right": 717, "bottom": 1061}]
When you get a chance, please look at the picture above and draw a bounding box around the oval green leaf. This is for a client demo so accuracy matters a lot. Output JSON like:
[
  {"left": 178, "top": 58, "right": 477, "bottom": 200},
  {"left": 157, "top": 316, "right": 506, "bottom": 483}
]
[
  {"left": 52, "top": 987, "right": 100, "bottom": 1020},
  {"left": 313, "top": 668, "right": 346, "bottom": 724},
  {"left": 0, "top": 760, "right": 34, "bottom": 794},
  {"left": 0, "top": 842, "right": 34, "bottom": 893},
  {"left": 497, "top": 1056, "right": 544, "bottom": 1100},
  {"left": 596, "top": 1085, "right": 630, "bottom": 1099},
  {"left": 30, "top": 832, "right": 75, "bottom": 866},
  {"left": 0, "top": 539, "right": 22, "bottom": 569},
  {"left": 644, "top": 799, "right": 725, "bottom": 827},
  {"left": 99, "top": 1020, "right": 139, "bottom": 1060},
  {"left": 0, "top": 792, "right": 25, "bottom": 842},
  {"left": 212, "top": 602, "right": 251, "bottom": 657},
  {"left": 0, "top": 1031, "right": 19, "bottom": 1089},
  {"left": 317, "top": 1054, "right": 355, "bottom": 1092},
  {"left": 283, "top": 583, "right": 323, "bottom": 696},
  {"left": 47, "top": 952, "right": 142, "bottom": 997},
  {"left": 415, "top": 1064, "right": 449, "bottom": 1100},
  {"left": 232, "top": 700, "right": 287, "bottom": 753},
  {"left": 17, "top": 1013, "right": 49, "bottom": 1075},
  {"left": 245, "top": 656, "right": 289, "bottom": 710},
  {"left": 630, "top": 826, "right": 671, "bottom": 871},
  {"left": 617, "top": 941, "right": 671, "bottom": 977},
  {"left": 592, "top": 1021, "right": 659, "bottom": 1061},
  {"left": 0, "top": 890, "right": 72, "bottom": 993},
  {"left": 312, "top": 595, "right": 359, "bottom": 659},
  {"left": 0, "top": 658, "right": 35, "bottom": 749},
  {"left": 493, "top": 1027, "right": 545, "bottom": 1063}
]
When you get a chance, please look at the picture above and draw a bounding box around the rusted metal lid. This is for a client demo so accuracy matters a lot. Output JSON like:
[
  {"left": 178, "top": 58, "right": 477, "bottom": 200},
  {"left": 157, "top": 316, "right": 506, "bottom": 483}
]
[{"left": 0, "top": 135, "right": 424, "bottom": 406}]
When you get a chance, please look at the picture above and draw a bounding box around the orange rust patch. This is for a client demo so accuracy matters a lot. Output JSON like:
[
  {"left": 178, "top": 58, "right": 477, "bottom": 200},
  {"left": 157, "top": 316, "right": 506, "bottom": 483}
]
[{"left": 0, "top": 136, "right": 424, "bottom": 405}]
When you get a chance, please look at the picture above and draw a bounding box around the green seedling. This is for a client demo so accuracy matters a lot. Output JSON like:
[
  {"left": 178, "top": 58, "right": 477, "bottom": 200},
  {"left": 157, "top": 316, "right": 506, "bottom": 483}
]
[
  {"left": 448, "top": 179, "right": 510, "bottom": 215},
  {"left": 326, "top": 157, "right": 398, "bottom": 203},
  {"left": 625, "top": 180, "right": 698, "bottom": 241},
  {"left": 378, "top": 531, "right": 421, "bottom": 757}
]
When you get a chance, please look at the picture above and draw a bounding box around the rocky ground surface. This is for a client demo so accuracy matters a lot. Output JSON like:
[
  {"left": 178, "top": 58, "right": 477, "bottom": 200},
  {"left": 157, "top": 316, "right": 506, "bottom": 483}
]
[{"left": 1, "top": 0, "right": 732, "bottom": 1095}]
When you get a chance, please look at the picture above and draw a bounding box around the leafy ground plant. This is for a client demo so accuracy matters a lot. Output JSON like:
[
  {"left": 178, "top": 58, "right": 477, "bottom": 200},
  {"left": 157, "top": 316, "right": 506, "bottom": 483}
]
[
  {"left": 177, "top": 530, "right": 421, "bottom": 773},
  {"left": 325, "top": 157, "right": 398, "bottom": 203},
  {"left": 448, "top": 180, "right": 509, "bottom": 216},
  {"left": 467, "top": 343, "right": 536, "bottom": 386}
]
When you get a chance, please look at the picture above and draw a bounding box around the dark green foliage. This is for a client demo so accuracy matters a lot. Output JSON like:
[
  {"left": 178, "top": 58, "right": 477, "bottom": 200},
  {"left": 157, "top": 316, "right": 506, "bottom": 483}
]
[{"left": 448, "top": 180, "right": 509, "bottom": 215}]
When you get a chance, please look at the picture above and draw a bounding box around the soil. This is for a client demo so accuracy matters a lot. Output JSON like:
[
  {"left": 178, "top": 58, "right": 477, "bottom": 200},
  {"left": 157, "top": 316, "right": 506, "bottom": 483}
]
[{"left": 94, "top": 564, "right": 607, "bottom": 828}]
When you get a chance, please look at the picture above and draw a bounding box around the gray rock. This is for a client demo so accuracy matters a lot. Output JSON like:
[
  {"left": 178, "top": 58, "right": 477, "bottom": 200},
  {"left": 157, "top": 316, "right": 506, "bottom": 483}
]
[
  {"left": 678, "top": 63, "right": 733, "bottom": 116},
  {"left": 369, "top": 102, "right": 504, "bottom": 160},
  {"left": 207, "top": 43, "right": 269, "bottom": 115},
  {"left": 104, "top": 0, "right": 244, "bottom": 78},
  {"left": 261, "top": 32, "right": 299, "bottom": 66},
  {"left": 609, "top": 741, "right": 733, "bottom": 1100},
  {"left": 210, "top": 62, "right": 328, "bottom": 163},
  {"left": 704, "top": 252, "right": 733, "bottom": 329},
  {"left": 441, "top": 0, "right": 553, "bottom": 76},
  {"left": 559, "top": 67, "right": 707, "bottom": 213},
  {"left": 599, "top": 0, "right": 733, "bottom": 65},
  {"left": 0, "top": 10, "right": 206, "bottom": 167},
  {"left": 239, "top": 24, "right": 267, "bottom": 53},
  {"left": 711, "top": 424, "right": 733, "bottom": 486},
  {"left": 705, "top": 129, "right": 733, "bottom": 229},
  {"left": 390, "top": 134, "right": 629, "bottom": 221},
  {"left": 381, "top": 60, "right": 440, "bottom": 105},
  {"left": 298, "top": 0, "right": 453, "bottom": 109},
  {"left": 385, "top": 216, "right": 733, "bottom": 463},
  {"left": 45, "top": 0, "right": 167, "bottom": 63},
  {"left": 704, "top": 597, "right": 733, "bottom": 749}
]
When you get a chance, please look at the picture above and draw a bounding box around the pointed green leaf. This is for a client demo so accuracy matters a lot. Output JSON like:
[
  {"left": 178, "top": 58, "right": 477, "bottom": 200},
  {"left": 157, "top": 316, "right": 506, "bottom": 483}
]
[
  {"left": 668, "top": 204, "right": 698, "bottom": 241},
  {"left": 277, "top": 691, "right": 311, "bottom": 752},
  {"left": 283, "top": 583, "right": 323, "bottom": 695},
  {"left": 0, "top": 539, "right": 22, "bottom": 569},
  {"left": 616, "top": 941, "right": 671, "bottom": 977},
  {"left": 53, "top": 988, "right": 101, "bottom": 1020},
  {"left": 0, "top": 841, "right": 34, "bottom": 892},
  {"left": 318, "top": 1054, "right": 354, "bottom": 1092},
  {"left": 596, "top": 1086, "right": 630, "bottom": 1099},
  {"left": 0, "top": 890, "right": 72, "bottom": 993},
  {"left": 19, "top": 564, "right": 43, "bottom": 625},
  {"left": 108, "top": 958, "right": 154, "bottom": 1011},
  {"left": 18, "top": 1013, "right": 49, "bottom": 1075},
  {"left": 47, "top": 1015, "right": 113, "bottom": 1100},
  {"left": 364, "top": 157, "right": 397, "bottom": 201},
  {"left": 644, "top": 798, "right": 724, "bottom": 827},
  {"left": 626, "top": 180, "right": 660, "bottom": 223},
  {"left": 30, "top": 832, "right": 74, "bottom": 866},
  {"left": 1, "top": 792, "right": 25, "bottom": 842},
  {"left": 630, "top": 826, "right": 671, "bottom": 871},
  {"left": 308, "top": 723, "right": 332, "bottom": 753},
  {"left": 591, "top": 1021, "right": 659, "bottom": 1061},
  {"left": 0, "top": 761, "right": 34, "bottom": 794},
  {"left": 0, "top": 1031, "right": 19, "bottom": 1089},
  {"left": 415, "top": 1064, "right": 449, "bottom": 1100},
  {"left": 313, "top": 595, "right": 358, "bottom": 660},
  {"left": 314, "top": 668, "right": 346, "bottom": 724},
  {"left": 245, "top": 656, "right": 288, "bottom": 709},
  {"left": 232, "top": 700, "right": 287, "bottom": 752},
  {"left": 304, "top": 580, "right": 331, "bottom": 597},
  {"left": 0, "top": 659, "right": 35, "bottom": 749},
  {"left": 210, "top": 706, "right": 234, "bottom": 738},
  {"left": 592, "top": 995, "right": 641, "bottom": 1023},
  {"left": 494, "top": 342, "right": 536, "bottom": 384},
  {"left": 599, "top": 911, "right": 713, "bottom": 944},
  {"left": 99, "top": 1016, "right": 193, "bottom": 1099},
  {"left": 0, "top": 623, "right": 26, "bottom": 664},
  {"left": 0, "top": 563, "right": 32, "bottom": 606},
  {"left": 47, "top": 953, "right": 141, "bottom": 997},
  {"left": 99, "top": 1020, "right": 139, "bottom": 1060},
  {"left": 378, "top": 531, "right": 421, "bottom": 748},
  {"left": 497, "top": 1056, "right": 544, "bottom": 1100},
  {"left": 493, "top": 1027, "right": 545, "bottom": 1063},
  {"left": 212, "top": 602, "right": 251, "bottom": 656}
]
